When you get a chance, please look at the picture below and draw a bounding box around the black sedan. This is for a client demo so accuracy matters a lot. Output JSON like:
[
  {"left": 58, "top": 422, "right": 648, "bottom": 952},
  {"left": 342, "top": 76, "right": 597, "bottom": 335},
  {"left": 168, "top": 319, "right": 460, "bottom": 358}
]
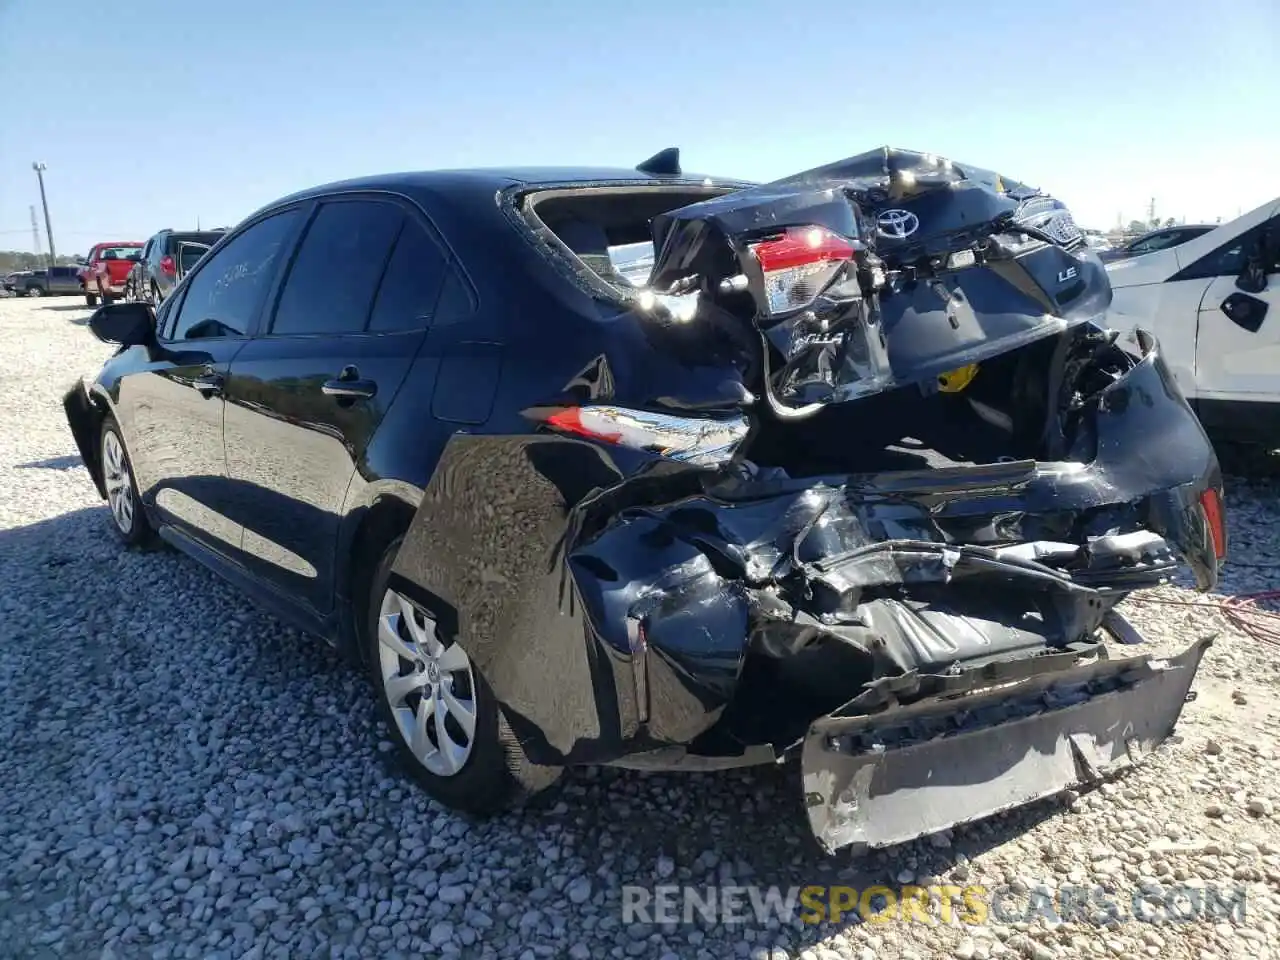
[{"left": 64, "top": 148, "right": 1226, "bottom": 853}]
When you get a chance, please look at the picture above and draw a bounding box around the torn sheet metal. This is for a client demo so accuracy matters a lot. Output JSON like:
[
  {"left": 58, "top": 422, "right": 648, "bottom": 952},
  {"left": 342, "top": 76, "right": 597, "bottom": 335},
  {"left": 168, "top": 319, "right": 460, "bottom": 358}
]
[
  {"left": 647, "top": 146, "right": 1108, "bottom": 411},
  {"left": 801, "top": 626, "right": 1212, "bottom": 854}
]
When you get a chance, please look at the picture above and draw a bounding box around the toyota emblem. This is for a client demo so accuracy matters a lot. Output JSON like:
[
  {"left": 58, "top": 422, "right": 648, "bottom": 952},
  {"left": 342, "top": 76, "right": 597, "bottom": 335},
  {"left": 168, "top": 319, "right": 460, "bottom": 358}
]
[{"left": 877, "top": 209, "right": 920, "bottom": 239}]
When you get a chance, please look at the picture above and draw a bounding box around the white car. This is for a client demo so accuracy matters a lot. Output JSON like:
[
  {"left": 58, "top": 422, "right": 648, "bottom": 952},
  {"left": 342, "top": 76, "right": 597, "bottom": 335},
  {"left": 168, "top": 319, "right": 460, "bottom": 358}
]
[
  {"left": 1084, "top": 231, "right": 1114, "bottom": 253},
  {"left": 1105, "top": 197, "right": 1280, "bottom": 447}
]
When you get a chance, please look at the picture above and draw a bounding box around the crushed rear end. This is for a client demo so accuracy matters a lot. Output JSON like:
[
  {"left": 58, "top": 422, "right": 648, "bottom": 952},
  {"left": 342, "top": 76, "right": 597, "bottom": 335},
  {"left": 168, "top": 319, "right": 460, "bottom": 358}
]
[{"left": 389, "top": 147, "right": 1226, "bottom": 854}]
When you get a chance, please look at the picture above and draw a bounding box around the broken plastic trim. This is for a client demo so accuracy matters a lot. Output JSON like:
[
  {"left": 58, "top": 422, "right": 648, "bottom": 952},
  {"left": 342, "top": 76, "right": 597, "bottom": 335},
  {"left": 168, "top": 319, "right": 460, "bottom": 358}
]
[{"left": 801, "top": 624, "right": 1211, "bottom": 854}]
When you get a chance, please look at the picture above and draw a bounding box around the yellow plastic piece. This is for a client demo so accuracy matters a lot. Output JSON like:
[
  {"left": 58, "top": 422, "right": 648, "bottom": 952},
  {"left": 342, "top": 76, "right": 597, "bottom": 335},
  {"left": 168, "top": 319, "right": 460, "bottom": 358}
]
[{"left": 937, "top": 364, "right": 979, "bottom": 393}]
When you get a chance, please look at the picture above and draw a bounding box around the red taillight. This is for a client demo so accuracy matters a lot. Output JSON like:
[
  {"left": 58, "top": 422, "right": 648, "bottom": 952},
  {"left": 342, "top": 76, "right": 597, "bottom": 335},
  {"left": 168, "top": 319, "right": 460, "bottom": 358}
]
[
  {"left": 160, "top": 255, "right": 176, "bottom": 276},
  {"left": 1199, "top": 488, "right": 1227, "bottom": 561},
  {"left": 545, "top": 407, "right": 621, "bottom": 443},
  {"left": 748, "top": 226, "right": 856, "bottom": 316},
  {"left": 532, "top": 405, "right": 748, "bottom": 467}
]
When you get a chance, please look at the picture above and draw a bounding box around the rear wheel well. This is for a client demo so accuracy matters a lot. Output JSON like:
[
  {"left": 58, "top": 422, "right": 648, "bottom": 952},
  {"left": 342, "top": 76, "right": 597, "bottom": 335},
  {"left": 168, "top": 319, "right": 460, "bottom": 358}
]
[{"left": 345, "top": 496, "right": 418, "bottom": 665}]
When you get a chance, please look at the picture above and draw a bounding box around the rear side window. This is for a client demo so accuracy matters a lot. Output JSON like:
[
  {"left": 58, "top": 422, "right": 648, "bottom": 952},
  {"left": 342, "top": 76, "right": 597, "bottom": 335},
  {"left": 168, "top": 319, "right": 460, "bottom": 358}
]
[
  {"left": 367, "top": 221, "right": 448, "bottom": 332},
  {"left": 97, "top": 245, "right": 141, "bottom": 261},
  {"left": 271, "top": 200, "right": 403, "bottom": 336}
]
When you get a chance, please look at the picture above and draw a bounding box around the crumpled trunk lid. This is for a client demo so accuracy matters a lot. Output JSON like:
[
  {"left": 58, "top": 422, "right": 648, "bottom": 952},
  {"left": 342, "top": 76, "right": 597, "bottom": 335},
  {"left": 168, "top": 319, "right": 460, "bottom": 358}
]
[{"left": 646, "top": 146, "right": 1111, "bottom": 412}]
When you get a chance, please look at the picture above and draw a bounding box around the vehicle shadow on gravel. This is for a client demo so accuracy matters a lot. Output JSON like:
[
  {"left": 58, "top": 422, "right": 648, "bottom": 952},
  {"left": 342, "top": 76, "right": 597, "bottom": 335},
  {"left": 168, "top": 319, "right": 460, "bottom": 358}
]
[
  {"left": 34, "top": 303, "right": 90, "bottom": 313},
  {"left": 16, "top": 454, "right": 84, "bottom": 470},
  {"left": 535, "top": 761, "right": 1070, "bottom": 886}
]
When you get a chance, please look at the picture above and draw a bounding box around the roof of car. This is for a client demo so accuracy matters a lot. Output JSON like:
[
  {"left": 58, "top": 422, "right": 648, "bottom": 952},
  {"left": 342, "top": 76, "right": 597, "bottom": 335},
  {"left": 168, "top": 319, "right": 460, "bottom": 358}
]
[
  {"left": 266, "top": 166, "right": 752, "bottom": 208},
  {"left": 1139, "top": 224, "right": 1215, "bottom": 236}
]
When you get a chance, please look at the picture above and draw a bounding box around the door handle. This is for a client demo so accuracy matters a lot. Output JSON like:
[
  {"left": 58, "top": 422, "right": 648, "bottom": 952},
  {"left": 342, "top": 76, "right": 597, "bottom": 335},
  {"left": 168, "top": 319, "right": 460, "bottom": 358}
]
[
  {"left": 322, "top": 365, "right": 377, "bottom": 400},
  {"left": 193, "top": 369, "right": 224, "bottom": 397}
]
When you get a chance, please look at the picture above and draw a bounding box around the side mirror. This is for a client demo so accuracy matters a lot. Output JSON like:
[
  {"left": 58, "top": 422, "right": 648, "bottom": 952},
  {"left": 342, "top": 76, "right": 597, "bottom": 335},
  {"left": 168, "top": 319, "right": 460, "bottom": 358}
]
[
  {"left": 89, "top": 301, "right": 156, "bottom": 347},
  {"left": 1236, "top": 234, "right": 1270, "bottom": 294},
  {"left": 1220, "top": 292, "right": 1267, "bottom": 333}
]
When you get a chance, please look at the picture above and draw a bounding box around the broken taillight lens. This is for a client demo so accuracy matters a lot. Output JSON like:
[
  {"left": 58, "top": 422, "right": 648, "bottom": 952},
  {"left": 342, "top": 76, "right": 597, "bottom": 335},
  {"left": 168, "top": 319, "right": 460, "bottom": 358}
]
[
  {"left": 749, "top": 226, "right": 855, "bottom": 316},
  {"left": 534, "top": 405, "right": 748, "bottom": 467},
  {"left": 1199, "top": 487, "right": 1227, "bottom": 561}
]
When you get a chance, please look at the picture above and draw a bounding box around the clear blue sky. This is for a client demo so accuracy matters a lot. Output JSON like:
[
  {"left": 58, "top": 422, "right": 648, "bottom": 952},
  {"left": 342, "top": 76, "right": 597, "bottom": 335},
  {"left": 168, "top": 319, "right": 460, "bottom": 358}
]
[{"left": 1, "top": 0, "right": 1277, "bottom": 255}]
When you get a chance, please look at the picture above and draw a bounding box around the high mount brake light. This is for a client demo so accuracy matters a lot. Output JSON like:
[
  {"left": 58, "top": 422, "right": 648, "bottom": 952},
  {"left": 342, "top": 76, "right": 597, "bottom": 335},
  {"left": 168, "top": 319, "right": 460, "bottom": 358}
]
[
  {"left": 535, "top": 405, "right": 748, "bottom": 467},
  {"left": 749, "top": 226, "right": 856, "bottom": 316}
]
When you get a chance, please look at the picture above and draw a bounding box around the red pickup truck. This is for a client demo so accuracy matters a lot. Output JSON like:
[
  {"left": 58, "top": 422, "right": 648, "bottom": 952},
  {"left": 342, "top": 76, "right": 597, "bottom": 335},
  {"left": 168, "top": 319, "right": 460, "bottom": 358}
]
[{"left": 81, "top": 241, "right": 143, "bottom": 306}]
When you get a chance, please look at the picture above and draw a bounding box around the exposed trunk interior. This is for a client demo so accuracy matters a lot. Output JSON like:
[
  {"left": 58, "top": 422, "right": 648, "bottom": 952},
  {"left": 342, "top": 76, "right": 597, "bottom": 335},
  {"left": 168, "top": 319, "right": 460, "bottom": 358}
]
[
  {"left": 521, "top": 185, "right": 1132, "bottom": 479},
  {"left": 741, "top": 333, "right": 1102, "bottom": 476}
]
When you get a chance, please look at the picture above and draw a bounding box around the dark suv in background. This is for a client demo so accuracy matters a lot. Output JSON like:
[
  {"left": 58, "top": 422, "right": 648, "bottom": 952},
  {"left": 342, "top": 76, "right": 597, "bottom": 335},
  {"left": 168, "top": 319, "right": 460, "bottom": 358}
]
[
  {"left": 129, "top": 228, "right": 226, "bottom": 305},
  {"left": 19, "top": 265, "right": 83, "bottom": 297}
]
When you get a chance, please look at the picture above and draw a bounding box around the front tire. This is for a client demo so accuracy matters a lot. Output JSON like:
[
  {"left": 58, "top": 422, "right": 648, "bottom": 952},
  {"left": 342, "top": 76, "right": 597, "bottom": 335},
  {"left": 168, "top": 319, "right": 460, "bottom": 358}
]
[
  {"left": 365, "top": 536, "right": 562, "bottom": 814},
  {"left": 100, "top": 418, "right": 153, "bottom": 546},
  {"left": 26, "top": 286, "right": 43, "bottom": 297}
]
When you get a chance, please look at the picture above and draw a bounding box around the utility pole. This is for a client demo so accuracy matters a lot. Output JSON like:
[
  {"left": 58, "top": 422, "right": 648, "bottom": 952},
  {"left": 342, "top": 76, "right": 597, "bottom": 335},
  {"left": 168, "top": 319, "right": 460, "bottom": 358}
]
[
  {"left": 32, "top": 162, "right": 56, "bottom": 267},
  {"left": 29, "top": 206, "right": 41, "bottom": 256},
  {"left": 1147, "top": 197, "right": 1157, "bottom": 227}
]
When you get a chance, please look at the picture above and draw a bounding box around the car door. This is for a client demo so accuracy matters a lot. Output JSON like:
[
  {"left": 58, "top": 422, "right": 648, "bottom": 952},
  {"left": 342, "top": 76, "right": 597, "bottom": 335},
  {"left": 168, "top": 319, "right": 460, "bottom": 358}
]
[
  {"left": 1189, "top": 210, "right": 1280, "bottom": 405},
  {"left": 136, "top": 236, "right": 155, "bottom": 295},
  {"left": 121, "top": 209, "right": 305, "bottom": 554},
  {"left": 175, "top": 241, "right": 212, "bottom": 284},
  {"left": 222, "top": 196, "right": 445, "bottom": 615}
]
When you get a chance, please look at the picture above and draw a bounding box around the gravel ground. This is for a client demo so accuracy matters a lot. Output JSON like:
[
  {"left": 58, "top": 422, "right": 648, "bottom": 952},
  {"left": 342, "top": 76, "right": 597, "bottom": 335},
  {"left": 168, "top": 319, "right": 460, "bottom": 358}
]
[{"left": 1, "top": 295, "right": 1278, "bottom": 960}]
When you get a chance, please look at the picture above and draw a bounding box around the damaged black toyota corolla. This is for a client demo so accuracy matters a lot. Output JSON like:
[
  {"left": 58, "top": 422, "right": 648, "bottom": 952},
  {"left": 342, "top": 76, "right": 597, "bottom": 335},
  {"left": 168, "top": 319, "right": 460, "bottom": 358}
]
[{"left": 65, "top": 147, "right": 1226, "bottom": 853}]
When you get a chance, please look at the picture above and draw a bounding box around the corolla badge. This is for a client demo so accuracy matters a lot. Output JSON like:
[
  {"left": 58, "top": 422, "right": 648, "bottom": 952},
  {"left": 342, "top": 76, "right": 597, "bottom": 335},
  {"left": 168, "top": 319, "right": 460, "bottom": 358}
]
[{"left": 877, "top": 209, "right": 920, "bottom": 239}]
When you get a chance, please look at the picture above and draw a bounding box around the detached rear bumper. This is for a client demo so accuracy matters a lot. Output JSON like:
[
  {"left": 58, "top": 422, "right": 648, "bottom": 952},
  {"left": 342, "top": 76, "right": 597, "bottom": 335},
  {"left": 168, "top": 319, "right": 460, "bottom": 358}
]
[{"left": 802, "top": 617, "right": 1210, "bottom": 853}]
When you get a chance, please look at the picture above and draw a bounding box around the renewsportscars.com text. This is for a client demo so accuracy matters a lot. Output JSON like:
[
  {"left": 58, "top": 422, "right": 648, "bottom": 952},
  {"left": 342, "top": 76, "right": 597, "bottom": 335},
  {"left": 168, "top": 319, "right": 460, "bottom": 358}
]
[{"left": 621, "top": 883, "right": 1249, "bottom": 927}]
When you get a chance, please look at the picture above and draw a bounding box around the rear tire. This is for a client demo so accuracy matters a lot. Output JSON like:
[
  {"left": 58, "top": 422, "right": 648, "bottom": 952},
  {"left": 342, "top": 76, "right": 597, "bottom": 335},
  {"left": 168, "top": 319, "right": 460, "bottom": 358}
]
[
  {"left": 365, "top": 535, "right": 562, "bottom": 815},
  {"left": 100, "top": 417, "right": 153, "bottom": 546}
]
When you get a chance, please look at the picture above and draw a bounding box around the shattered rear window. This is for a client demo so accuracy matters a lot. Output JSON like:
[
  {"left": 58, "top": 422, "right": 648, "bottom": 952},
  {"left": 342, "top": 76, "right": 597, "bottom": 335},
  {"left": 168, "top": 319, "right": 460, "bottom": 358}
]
[
  {"left": 606, "top": 241, "right": 654, "bottom": 287},
  {"left": 518, "top": 184, "right": 738, "bottom": 295}
]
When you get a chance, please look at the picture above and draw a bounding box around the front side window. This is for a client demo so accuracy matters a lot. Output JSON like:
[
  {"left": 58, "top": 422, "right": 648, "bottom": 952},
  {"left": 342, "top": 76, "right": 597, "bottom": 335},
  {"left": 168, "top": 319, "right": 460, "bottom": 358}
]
[
  {"left": 271, "top": 200, "right": 403, "bottom": 336},
  {"left": 169, "top": 210, "right": 300, "bottom": 341},
  {"left": 1128, "top": 233, "right": 1169, "bottom": 255}
]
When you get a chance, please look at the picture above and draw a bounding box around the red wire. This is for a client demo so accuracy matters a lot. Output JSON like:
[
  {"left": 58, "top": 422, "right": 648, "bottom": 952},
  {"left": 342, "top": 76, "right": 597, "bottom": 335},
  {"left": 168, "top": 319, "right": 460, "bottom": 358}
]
[{"left": 1127, "top": 589, "right": 1280, "bottom": 647}]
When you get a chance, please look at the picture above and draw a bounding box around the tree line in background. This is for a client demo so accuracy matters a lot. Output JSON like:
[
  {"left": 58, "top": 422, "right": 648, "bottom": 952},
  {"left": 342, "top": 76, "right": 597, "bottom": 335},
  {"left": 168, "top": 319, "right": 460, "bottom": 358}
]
[
  {"left": 1120, "top": 217, "right": 1180, "bottom": 238},
  {"left": 0, "top": 251, "right": 82, "bottom": 275}
]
